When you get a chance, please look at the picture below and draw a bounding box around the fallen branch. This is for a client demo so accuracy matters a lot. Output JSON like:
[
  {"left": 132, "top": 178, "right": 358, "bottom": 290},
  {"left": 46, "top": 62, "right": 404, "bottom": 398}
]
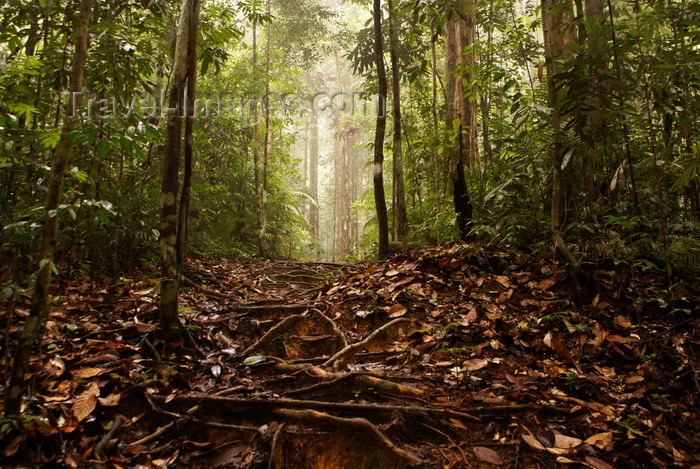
[
  {"left": 324, "top": 318, "right": 413, "bottom": 367},
  {"left": 272, "top": 408, "right": 423, "bottom": 466}
]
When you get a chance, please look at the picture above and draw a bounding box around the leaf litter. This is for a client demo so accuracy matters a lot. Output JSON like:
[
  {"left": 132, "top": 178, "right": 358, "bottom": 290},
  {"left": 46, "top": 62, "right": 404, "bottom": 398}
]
[{"left": 1, "top": 245, "right": 699, "bottom": 468}]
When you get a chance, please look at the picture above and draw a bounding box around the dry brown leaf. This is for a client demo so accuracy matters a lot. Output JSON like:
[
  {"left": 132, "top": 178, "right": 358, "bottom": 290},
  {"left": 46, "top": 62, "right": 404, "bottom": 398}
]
[
  {"left": 449, "top": 418, "right": 469, "bottom": 431},
  {"left": 71, "top": 367, "right": 107, "bottom": 379},
  {"left": 98, "top": 392, "right": 121, "bottom": 407},
  {"left": 388, "top": 304, "right": 407, "bottom": 318},
  {"left": 585, "top": 456, "right": 616, "bottom": 469},
  {"left": 585, "top": 432, "right": 614, "bottom": 451},
  {"left": 493, "top": 275, "right": 511, "bottom": 287},
  {"left": 71, "top": 382, "right": 100, "bottom": 422},
  {"left": 554, "top": 434, "right": 583, "bottom": 450},
  {"left": 614, "top": 315, "right": 633, "bottom": 328},
  {"left": 537, "top": 277, "right": 558, "bottom": 290},
  {"left": 463, "top": 358, "right": 489, "bottom": 372},
  {"left": 522, "top": 434, "right": 546, "bottom": 451},
  {"left": 473, "top": 446, "right": 503, "bottom": 465}
]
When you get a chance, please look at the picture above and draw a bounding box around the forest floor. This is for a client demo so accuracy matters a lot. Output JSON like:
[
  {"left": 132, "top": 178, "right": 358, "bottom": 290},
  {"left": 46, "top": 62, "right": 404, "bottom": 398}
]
[{"left": 1, "top": 244, "right": 699, "bottom": 468}]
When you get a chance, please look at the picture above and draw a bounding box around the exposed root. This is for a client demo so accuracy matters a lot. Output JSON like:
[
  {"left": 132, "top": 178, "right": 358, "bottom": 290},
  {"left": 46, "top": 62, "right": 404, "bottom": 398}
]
[
  {"left": 324, "top": 318, "right": 413, "bottom": 368},
  {"left": 272, "top": 408, "right": 424, "bottom": 467},
  {"left": 273, "top": 360, "right": 423, "bottom": 397}
]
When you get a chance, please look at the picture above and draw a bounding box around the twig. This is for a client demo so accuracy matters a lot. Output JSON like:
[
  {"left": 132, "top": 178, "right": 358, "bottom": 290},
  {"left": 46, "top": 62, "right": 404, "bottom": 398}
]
[
  {"left": 95, "top": 415, "right": 123, "bottom": 458},
  {"left": 267, "top": 423, "right": 286, "bottom": 469},
  {"left": 639, "top": 317, "right": 696, "bottom": 344}
]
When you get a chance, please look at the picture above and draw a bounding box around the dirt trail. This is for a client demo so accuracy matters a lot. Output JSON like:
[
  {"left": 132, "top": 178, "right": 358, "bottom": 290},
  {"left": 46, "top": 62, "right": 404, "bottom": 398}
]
[{"left": 2, "top": 246, "right": 699, "bottom": 468}]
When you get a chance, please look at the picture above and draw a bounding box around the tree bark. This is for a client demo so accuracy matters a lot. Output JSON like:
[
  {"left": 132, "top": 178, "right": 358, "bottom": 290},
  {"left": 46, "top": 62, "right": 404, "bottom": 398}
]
[
  {"left": 446, "top": 2, "right": 475, "bottom": 241},
  {"left": 372, "top": 0, "right": 390, "bottom": 259},
  {"left": 5, "top": 0, "right": 92, "bottom": 417},
  {"left": 542, "top": 0, "right": 592, "bottom": 300},
  {"left": 176, "top": 0, "right": 200, "bottom": 284},
  {"left": 159, "top": 0, "right": 192, "bottom": 340},
  {"left": 309, "top": 111, "right": 319, "bottom": 240},
  {"left": 387, "top": 0, "right": 407, "bottom": 247}
]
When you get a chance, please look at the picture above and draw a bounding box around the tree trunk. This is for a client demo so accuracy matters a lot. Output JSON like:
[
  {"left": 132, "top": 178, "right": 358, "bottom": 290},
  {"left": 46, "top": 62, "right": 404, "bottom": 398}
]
[
  {"left": 387, "top": 0, "right": 408, "bottom": 248},
  {"left": 176, "top": 0, "right": 200, "bottom": 283},
  {"left": 260, "top": 0, "right": 271, "bottom": 256},
  {"left": 446, "top": 2, "right": 475, "bottom": 241},
  {"left": 542, "top": 0, "right": 592, "bottom": 300},
  {"left": 159, "top": 0, "right": 192, "bottom": 341},
  {"left": 5, "top": 0, "right": 92, "bottom": 417},
  {"left": 309, "top": 112, "right": 319, "bottom": 240},
  {"left": 372, "top": 0, "right": 390, "bottom": 259},
  {"left": 430, "top": 20, "right": 441, "bottom": 227}
]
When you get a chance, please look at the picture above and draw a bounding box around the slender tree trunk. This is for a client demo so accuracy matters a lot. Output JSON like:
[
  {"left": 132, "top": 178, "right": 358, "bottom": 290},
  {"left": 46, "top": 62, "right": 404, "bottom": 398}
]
[
  {"left": 159, "top": 0, "right": 192, "bottom": 340},
  {"left": 606, "top": 0, "right": 640, "bottom": 213},
  {"left": 430, "top": 21, "right": 441, "bottom": 224},
  {"left": 542, "top": 0, "right": 592, "bottom": 299},
  {"left": 480, "top": 0, "right": 495, "bottom": 163},
  {"left": 5, "top": 0, "right": 92, "bottom": 417},
  {"left": 309, "top": 112, "right": 319, "bottom": 240},
  {"left": 251, "top": 12, "right": 264, "bottom": 257},
  {"left": 176, "top": 0, "right": 200, "bottom": 282},
  {"left": 372, "top": 0, "right": 389, "bottom": 259},
  {"left": 260, "top": 0, "right": 271, "bottom": 256},
  {"left": 446, "top": 2, "right": 475, "bottom": 241},
  {"left": 387, "top": 0, "right": 408, "bottom": 247}
]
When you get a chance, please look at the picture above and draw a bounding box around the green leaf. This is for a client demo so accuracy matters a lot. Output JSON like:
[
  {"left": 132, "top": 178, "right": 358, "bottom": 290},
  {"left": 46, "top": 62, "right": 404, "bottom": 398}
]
[{"left": 243, "top": 356, "right": 267, "bottom": 366}]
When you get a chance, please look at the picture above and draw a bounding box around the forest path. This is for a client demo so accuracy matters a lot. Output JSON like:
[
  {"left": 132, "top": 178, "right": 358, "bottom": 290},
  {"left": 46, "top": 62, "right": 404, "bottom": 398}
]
[{"left": 3, "top": 246, "right": 698, "bottom": 468}]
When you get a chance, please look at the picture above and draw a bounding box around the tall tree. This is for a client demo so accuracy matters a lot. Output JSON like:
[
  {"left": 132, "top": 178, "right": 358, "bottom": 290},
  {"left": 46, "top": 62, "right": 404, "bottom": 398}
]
[
  {"left": 372, "top": 0, "right": 390, "bottom": 259},
  {"left": 309, "top": 111, "right": 319, "bottom": 239},
  {"left": 176, "top": 0, "right": 201, "bottom": 285},
  {"left": 159, "top": 0, "right": 197, "bottom": 340},
  {"left": 387, "top": 0, "right": 407, "bottom": 247},
  {"left": 542, "top": 0, "right": 591, "bottom": 297},
  {"left": 445, "top": 1, "right": 475, "bottom": 241},
  {"left": 5, "top": 0, "right": 93, "bottom": 417}
]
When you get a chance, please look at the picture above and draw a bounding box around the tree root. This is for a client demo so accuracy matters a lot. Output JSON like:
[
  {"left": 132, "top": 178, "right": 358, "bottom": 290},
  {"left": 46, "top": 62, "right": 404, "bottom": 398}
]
[
  {"left": 273, "top": 360, "right": 423, "bottom": 397},
  {"left": 182, "top": 276, "right": 242, "bottom": 302},
  {"left": 153, "top": 393, "right": 482, "bottom": 423},
  {"left": 243, "top": 310, "right": 347, "bottom": 358},
  {"left": 272, "top": 408, "right": 423, "bottom": 466},
  {"left": 324, "top": 318, "right": 413, "bottom": 368},
  {"left": 243, "top": 314, "right": 306, "bottom": 355}
]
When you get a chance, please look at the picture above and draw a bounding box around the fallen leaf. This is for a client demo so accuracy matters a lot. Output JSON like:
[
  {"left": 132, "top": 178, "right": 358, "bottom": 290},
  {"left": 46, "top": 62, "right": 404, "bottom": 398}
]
[
  {"left": 493, "top": 275, "right": 511, "bottom": 287},
  {"left": 463, "top": 358, "right": 489, "bottom": 372},
  {"left": 554, "top": 434, "right": 583, "bottom": 450},
  {"left": 585, "top": 456, "right": 616, "bottom": 469},
  {"left": 71, "top": 367, "right": 108, "bottom": 379},
  {"left": 473, "top": 446, "right": 503, "bottom": 465},
  {"left": 388, "top": 304, "right": 407, "bottom": 318},
  {"left": 72, "top": 382, "right": 100, "bottom": 422},
  {"left": 522, "top": 434, "right": 546, "bottom": 451},
  {"left": 585, "top": 432, "right": 614, "bottom": 451},
  {"left": 98, "top": 392, "right": 121, "bottom": 407},
  {"left": 537, "top": 277, "right": 558, "bottom": 290},
  {"left": 614, "top": 315, "right": 633, "bottom": 328}
]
